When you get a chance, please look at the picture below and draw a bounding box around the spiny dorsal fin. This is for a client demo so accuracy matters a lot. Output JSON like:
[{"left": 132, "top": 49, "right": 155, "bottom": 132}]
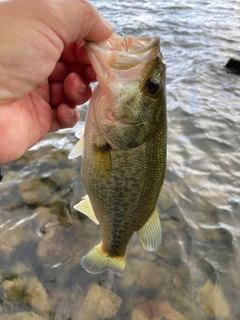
[
  {"left": 81, "top": 242, "right": 126, "bottom": 276},
  {"left": 68, "top": 136, "right": 84, "bottom": 159},
  {"left": 73, "top": 195, "right": 99, "bottom": 225},
  {"left": 137, "top": 206, "right": 162, "bottom": 252}
]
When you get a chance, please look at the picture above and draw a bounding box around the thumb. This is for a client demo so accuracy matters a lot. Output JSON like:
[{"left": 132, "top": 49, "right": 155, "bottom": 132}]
[{"left": 41, "top": 0, "right": 113, "bottom": 44}]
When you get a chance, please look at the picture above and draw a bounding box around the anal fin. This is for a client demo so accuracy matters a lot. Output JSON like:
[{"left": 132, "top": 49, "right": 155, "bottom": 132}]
[
  {"left": 137, "top": 206, "right": 162, "bottom": 252},
  {"left": 74, "top": 195, "right": 99, "bottom": 225}
]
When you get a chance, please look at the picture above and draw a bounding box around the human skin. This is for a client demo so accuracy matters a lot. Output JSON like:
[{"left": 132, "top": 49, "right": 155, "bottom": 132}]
[{"left": 0, "top": 0, "right": 113, "bottom": 165}]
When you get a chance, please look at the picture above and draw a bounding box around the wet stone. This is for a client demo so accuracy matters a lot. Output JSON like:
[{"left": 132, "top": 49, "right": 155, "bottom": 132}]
[
  {"left": 49, "top": 286, "right": 84, "bottom": 320},
  {"left": 120, "top": 257, "right": 172, "bottom": 290},
  {"left": 36, "top": 219, "right": 65, "bottom": 262},
  {"left": 0, "top": 312, "right": 46, "bottom": 320},
  {"left": 197, "top": 280, "right": 231, "bottom": 319},
  {"left": 9, "top": 263, "right": 35, "bottom": 281},
  {"left": 3, "top": 276, "right": 49, "bottom": 314},
  {"left": 42, "top": 167, "right": 75, "bottom": 188},
  {"left": 48, "top": 200, "right": 73, "bottom": 228},
  {"left": 33, "top": 206, "right": 54, "bottom": 227},
  {"left": 77, "top": 283, "right": 122, "bottom": 320},
  {"left": 131, "top": 299, "right": 187, "bottom": 320},
  {"left": 36, "top": 220, "right": 91, "bottom": 268},
  {"left": 0, "top": 213, "right": 39, "bottom": 254},
  {"left": 155, "top": 233, "right": 183, "bottom": 267},
  {"left": 18, "top": 177, "right": 51, "bottom": 206},
  {"left": 194, "top": 227, "right": 234, "bottom": 251}
]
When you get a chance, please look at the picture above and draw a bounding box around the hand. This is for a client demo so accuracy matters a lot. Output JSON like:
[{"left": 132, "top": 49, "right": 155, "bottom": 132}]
[{"left": 0, "top": 0, "right": 113, "bottom": 164}]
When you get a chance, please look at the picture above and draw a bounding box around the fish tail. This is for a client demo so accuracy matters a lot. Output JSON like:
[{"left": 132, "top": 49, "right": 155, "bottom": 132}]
[{"left": 81, "top": 243, "right": 126, "bottom": 276}]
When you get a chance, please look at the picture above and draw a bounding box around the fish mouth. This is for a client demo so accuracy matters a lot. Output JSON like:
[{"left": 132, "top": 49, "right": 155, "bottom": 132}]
[
  {"left": 95, "top": 33, "right": 159, "bottom": 54},
  {"left": 86, "top": 33, "right": 161, "bottom": 70}
]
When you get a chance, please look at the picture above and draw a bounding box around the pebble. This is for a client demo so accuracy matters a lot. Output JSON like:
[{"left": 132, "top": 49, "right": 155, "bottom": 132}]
[
  {"left": 49, "top": 286, "right": 84, "bottom": 320},
  {"left": 0, "top": 213, "right": 38, "bottom": 254},
  {"left": 77, "top": 283, "right": 122, "bottom": 320},
  {"left": 3, "top": 276, "right": 49, "bottom": 314},
  {"left": 197, "top": 279, "right": 231, "bottom": 319},
  {"left": 120, "top": 257, "right": 172, "bottom": 290},
  {"left": 131, "top": 299, "right": 187, "bottom": 320},
  {"left": 0, "top": 312, "right": 46, "bottom": 320},
  {"left": 18, "top": 177, "right": 51, "bottom": 206}
]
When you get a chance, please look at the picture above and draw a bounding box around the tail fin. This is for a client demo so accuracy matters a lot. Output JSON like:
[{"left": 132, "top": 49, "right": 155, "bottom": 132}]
[{"left": 81, "top": 243, "right": 126, "bottom": 276}]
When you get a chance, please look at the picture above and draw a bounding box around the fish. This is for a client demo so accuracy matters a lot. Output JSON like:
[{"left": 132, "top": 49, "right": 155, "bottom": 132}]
[{"left": 69, "top": 33, "right": 167, "bottom": 276}]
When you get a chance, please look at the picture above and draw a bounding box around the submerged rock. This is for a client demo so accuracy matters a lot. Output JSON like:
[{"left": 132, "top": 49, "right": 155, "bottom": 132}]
[
  {"left": 49, "top": 286, "right": 84, "bottom": 320},
  {"left": 197, "top": 279, "right": 231, "bottom": 319},
  {"left": 78, "top": 283, "right": 122, "bottom": 320},
  {"left": 18, "top": 177, "right": 51, "bottom": 206},
  {"left": 120, "top": 258, "right": 171, "bottom": 290},
  {"left": 131, "top": 299, "right": 187, "bottom": 320},
  {"left": 3, "top": 276, "right": 49, "bottom": 314},
  {"left": 0, "top": 213, "right": 39, "bottom": 254},
  {"left": 0, "top": 312, "right": 46, "bottom": 320}
]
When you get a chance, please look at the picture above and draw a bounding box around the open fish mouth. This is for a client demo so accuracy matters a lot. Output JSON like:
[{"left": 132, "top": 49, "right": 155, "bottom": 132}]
[
  {"left": 86, "top": 33, "right": 161, "bottom": 71},
  {"left": 95, "top": 32, "right": 160, "bottom": 53}
]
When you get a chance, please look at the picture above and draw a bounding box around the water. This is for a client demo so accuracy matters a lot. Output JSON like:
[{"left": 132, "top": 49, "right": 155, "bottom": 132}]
[{"left": 0, "top": 0, "right": 240, "bottom": 319}]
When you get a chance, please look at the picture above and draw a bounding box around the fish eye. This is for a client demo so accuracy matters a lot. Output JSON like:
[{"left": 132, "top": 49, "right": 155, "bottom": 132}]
[{"left": 144, "top": 77, "right": 161, "bottom": 97}]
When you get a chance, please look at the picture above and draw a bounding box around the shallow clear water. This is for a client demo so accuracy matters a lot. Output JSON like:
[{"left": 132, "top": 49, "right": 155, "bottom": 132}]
[{"left": 0, "top": 0, "right": 239, "bottom": 319}]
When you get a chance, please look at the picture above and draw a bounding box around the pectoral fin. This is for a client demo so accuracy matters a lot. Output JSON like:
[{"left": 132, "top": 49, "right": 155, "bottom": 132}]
[
  {"left": 75, "top": 127, "right": 84, "bottom": 139},
  {"left": 137, "top": 206, "right": 162, "bottom": 251},
  {"left": 73, "top": 195, "right": 99, "bottom": 225},
  {"left": 68, "top": 136, "right": 84, "bottom": 159},
  {"left": 81, "top": 242, "right": 126, "bottom": 276}
]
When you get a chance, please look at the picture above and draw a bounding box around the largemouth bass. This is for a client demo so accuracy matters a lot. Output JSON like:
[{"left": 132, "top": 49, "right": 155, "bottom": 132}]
[{"left": 69, "top": 33, "right": 167, "bottom": 276}]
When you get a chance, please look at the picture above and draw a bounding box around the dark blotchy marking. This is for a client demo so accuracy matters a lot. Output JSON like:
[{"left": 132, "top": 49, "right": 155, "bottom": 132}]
[{"left": 95, "top": 143, "right": 111, "bottom": 153}]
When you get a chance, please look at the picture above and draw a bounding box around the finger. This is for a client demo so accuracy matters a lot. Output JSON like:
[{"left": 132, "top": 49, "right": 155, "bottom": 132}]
[
  {"left": 60, "top": 41, "right": 90, "bottom": 64},
  {"left": 50, "top": 52, "right": 97, "bottom": 82},
  {"left": 49, "top": 61, "right": 69, "bottom": 81},
  {"left": 63, "top": 73, "right": 92, "bottom": 105},
  {"left": 43, "top": 0, "right": 113, "bottom": 45},
  {"left": 68, "top": 64, "right": 96, "bottom": 82},
  {"left": 50, "top": 104, "right": 80, "bottom": 132},
  {"left": 80, "top": 64, "right": 96, "bottom": 83},
  {"left": 49, "top": 82, "right": 66, "bottom": 108},
  {"left": 49, "top": 59, "right": 95, "bottom": 82},
  {"left": 49, "top": 73, "right": 92, "bottom": 108},
  {"left": 64, "top": 1, "right": 113, "bottom": 42}
]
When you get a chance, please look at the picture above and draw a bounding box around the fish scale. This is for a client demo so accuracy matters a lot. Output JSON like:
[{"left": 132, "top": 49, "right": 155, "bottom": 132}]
[{"left": 83, "top": 146, "right": 153, "bottom": 254}]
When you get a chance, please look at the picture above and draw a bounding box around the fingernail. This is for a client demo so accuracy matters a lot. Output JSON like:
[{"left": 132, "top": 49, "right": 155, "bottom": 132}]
[
  {"left": 78, "top": 83, "right": 86, "bottom": 94},
  {"left": 68, "top": 107, "right": 76, "bottom": 118}
]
